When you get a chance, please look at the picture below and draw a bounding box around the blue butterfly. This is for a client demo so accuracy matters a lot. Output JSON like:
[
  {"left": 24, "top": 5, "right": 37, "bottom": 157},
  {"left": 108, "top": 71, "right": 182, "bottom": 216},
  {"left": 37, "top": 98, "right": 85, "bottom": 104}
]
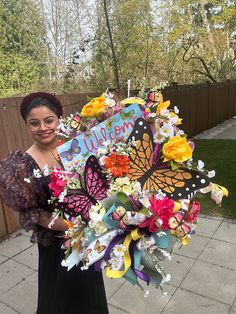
[{"left": 60, "top": 138, "right": 81, "bottom": 161}]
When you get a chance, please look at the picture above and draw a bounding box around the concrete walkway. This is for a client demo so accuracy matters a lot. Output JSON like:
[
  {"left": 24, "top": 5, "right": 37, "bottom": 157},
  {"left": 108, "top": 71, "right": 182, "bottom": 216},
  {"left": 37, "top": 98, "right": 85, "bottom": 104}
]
[
  {"left": 194, "top": 116, "right": 236, "bottom": 140},
  {"left": 0, "top": 216, "right": 235, "bottom": 314},
  {"left": 0, "top": 118, "right": 236, "bottom": 314}
]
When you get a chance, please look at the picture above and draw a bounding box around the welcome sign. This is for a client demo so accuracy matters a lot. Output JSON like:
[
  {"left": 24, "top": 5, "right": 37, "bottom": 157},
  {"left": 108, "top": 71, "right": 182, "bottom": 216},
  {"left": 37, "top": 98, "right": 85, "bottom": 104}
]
[{"left": 57, "top": 103, "right": 143, "bottom": 169}]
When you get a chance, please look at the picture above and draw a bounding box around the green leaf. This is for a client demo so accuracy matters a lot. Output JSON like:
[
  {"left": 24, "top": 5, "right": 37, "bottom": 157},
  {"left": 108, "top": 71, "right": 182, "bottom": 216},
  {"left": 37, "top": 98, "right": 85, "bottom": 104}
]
[
  {"left": 117, "top": 192, "right": 133, "bottom": 207},
  {"left": 170, "top": 160, "right": 179, "bottom": 171},
  {"left": 139, "top": 206, "right": 151, "bottom": 217}
]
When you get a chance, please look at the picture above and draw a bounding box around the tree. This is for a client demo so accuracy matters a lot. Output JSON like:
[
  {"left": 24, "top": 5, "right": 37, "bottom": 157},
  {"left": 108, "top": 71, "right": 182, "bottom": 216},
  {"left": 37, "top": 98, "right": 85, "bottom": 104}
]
[
  {"left": 162, "top": 0, "right": 236, "bottom": 82},
  {"left": 0, "top": 0, "right": 48, "bottom": 96},
  {"left": 90, "top": 0, "right": 155, "bottom": 91}
]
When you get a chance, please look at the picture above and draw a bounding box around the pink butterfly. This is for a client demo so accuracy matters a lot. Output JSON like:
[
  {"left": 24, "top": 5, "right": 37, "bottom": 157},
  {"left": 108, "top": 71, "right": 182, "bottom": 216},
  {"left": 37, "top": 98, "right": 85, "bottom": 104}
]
[{"left": 54, "top": 156, "right": 108, "bottom": 222}]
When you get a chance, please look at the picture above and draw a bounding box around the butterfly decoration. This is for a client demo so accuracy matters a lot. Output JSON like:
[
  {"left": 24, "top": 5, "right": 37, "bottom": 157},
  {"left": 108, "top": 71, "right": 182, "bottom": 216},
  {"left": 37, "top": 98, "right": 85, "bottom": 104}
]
[
  {"left": 105, "top": 117, "right": 115, "bottom": 129},
  {"left": 83, "top": 248, "right": 92, "bottom": 264},
  {"left": 54, "top": 155, "right": 109, "bottom": 221},
  {"left": 126, "top": 118, "right": 210, "bottom": 200},
  {"left": 70, "top": 116, "right": 81, "bottom": 130},
  {"left": 60, "top": 138, "right": 81, "bottom": 161},
  {"left": 111, "top": 206, "right": 136, "bottom": 229},
  {"left": 169, "top": 203, "right": 200, "bottom": 237},
  {"left": 94, "top": 240, "right": 106, "bottom": 254},
  {"left": 146, "top": 91, "right": 160, "bottom": 108},
  {"left": 169, "top": 212, "right": 191, "bottom": 237},
  {"left": 120, "top": 109, "right": 135, "bottom": 120}
]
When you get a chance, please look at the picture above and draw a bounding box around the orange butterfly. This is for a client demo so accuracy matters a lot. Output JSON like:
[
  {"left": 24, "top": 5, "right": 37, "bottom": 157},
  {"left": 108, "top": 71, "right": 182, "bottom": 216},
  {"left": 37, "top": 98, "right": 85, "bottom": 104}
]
[
  {"left": 94, "top": 240, "right": 106, "bottom": 254},
  {"left": 126, "top": 118, "right": 210, "bottom": 200}
]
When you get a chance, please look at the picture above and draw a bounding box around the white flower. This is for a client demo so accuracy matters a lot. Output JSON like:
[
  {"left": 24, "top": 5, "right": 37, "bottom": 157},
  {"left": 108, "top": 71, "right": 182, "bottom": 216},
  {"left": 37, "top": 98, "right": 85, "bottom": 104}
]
[
  {"left": 156, "top": 231, "right": 167, "bottom": 237},
  {"left": 174, "top": 106, "right": 179, "bottom": 114},
  {"left": 160, "top": 123, "right": 174, "bottom": 138},
  {"left": 139, "top": 197, "right": 150, "bottom": 208},
  {"left": 113, "top": 244, "right": 126, "bottom": 258},
  {"left": 99, "top": 155, "right": 107, "bottom": 166},
  {"left": 58, "top": 190, "right": 67, "bottom": 202},
  {"left": 148, "top": 112, "right": 156, "bottom": 118},
  {"left": 144, "top": 290, "right": 149, "bottom": 298},
  {"left": 89, "top": 203, "right": 107, "bottom": 235},
  {"left": 153, "top": 132, "right": 165, "bottom": 144},
  {"left": 157, "top": 218, "right": 163, "bottom": 226},
  {"left": 155, "top": 189, "right": 166, "bottom": 200},
  {"left": 108, "top": 257, "right": 123, "bottom": 270},
  {"left": 108, "top": 177, "right": 141, "bottom": 197},
  {"left": 24, "top": 178, "right": 31, "bottom": 183},
  {"left": 89, "top": 220, "right": 108, "bottom": 236},
  {"left": 105, "top": 98, "right": 116, "bottom": 107},
  {"left": 43, "top": 164, "right": 49, "bottom": 176},
  {"left": 180, "top": 199, "right": 190, "bottom": 210},
  {"left": 175, "top": 129, "right": 184, "bottom": 136},
  {"left": 162, "top": 273, "right": 171, "bottom": 283},
  {"left": 89, "top": 203, "right": 106, "bottom": 221},
  {"left": 103, "top": 140, "right": 112, "bottom": 147},
  {"left": 160, "top": 108, "right": 170, "bottom": 116},
  {"left": 186, "top": 157, "right": 193, "bottom": 168},
  {"left": 97, "top": 147, "right": 107, "bottom": 155},
  {"left": 169, "top": 116, "right": 178, "bottom": 125},
  {"left": 208, "top": 170, "right": 216, "bottom": 178},
  {"left": 33, "top": 169, "right": 42, "bottom": 178},
  {"left": 197, "top": 160, "right": 205, "bottom": 171}
]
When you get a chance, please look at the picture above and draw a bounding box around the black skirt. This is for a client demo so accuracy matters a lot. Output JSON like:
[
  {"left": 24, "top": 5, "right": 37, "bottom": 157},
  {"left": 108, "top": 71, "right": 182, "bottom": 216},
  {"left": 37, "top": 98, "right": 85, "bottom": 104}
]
[{"left": 36, "top": 239, "right": 109, "bottom": 314}]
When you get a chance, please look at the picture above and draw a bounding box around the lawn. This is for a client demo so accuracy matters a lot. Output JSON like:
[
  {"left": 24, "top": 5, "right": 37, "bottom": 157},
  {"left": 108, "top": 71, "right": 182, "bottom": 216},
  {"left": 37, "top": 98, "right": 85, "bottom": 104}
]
[{"left": 193, "top": 139, "right": 236, "bottom": 219}]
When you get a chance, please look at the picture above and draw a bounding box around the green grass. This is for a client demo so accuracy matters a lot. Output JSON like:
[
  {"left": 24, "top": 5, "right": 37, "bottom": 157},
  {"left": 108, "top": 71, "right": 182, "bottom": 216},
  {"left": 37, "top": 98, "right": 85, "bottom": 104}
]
[{"left": 193, "top": 139, "right": 236, "bottom": 219}]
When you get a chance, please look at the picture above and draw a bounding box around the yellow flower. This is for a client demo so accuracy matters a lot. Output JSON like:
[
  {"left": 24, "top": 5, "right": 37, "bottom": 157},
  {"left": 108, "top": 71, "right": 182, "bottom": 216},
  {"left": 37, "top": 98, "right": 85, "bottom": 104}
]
[
  {"left": 156, "top": 100, "right": 170, "bottom": 115},
  {"left": 121, "top": 97, "right": 145, "bottom": 106},
  {"left": 170, "top": 112, "right": 182, "bottom": 125},
  {"left": 157, "top": 100, "right": 182, "bottom": 125},
  {"left": 162, "top": 136, "right": 192, "bottom": 163},
  {"left": 81, "top": 96, "right": 106, "bottom": 117}
]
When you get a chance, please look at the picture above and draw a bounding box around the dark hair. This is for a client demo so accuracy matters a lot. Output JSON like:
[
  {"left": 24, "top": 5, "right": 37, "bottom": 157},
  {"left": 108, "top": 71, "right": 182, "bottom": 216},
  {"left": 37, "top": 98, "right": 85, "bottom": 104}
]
[{"left": 20, "top": 92, "right": 63, "bottom": 121}]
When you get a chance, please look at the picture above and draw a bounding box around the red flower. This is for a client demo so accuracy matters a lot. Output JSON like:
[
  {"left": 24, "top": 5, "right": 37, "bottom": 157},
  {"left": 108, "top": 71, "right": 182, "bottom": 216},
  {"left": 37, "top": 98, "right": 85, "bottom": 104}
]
[
  {"left": 48, "top": 169, "right": 67, "bottom": 197},
  {"left": 104, "top": 152, "right": 130, "bottom": 177}
]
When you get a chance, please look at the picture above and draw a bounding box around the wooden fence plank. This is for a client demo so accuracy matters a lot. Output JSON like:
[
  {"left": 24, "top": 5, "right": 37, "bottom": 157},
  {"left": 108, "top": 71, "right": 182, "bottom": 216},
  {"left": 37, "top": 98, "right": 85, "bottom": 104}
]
[{"left": 0, "top": 200, "right": 7, "bottom": 238}]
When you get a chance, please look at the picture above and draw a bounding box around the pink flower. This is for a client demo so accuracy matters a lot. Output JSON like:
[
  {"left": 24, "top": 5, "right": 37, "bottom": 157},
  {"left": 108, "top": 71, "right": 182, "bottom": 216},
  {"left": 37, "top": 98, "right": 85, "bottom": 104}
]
[
  {"left": 184, "top": 201, "right": 200, "bottom": 223},
  {"left": 149, "top": 196, "right": 175, "bottom": 230},
  {"left": 139, "top": 216, "right": 158, "bottom": 233},
  {"left": 49, "top": 170, "right": 67, "bottom": 197},
  {"left": 139, "top": 196, "right": 175, "bottom": 232}
]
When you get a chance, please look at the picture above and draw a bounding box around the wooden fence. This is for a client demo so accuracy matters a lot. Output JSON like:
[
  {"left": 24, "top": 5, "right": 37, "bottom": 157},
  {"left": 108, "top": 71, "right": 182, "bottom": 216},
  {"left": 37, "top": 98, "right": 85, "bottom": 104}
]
[{"left": 0, "top": 81, "right": 236, "bottom": 238}]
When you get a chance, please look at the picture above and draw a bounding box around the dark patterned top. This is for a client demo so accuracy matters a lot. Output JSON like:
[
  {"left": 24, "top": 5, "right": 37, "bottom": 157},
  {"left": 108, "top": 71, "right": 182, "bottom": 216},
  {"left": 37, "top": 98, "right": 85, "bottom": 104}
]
[{"left": 0, "top": 150, "right": 60, "bottom": 246}]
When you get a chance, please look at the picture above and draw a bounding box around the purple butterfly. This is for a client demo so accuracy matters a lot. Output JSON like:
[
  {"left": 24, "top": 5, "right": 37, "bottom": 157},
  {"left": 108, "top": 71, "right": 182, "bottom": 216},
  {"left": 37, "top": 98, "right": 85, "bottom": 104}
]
[
  {"left": 60, "top": 138, "right": 81, "bottom": 161},
  {"left": 53, "top": 155, "right": 109, "bottom": 222}
]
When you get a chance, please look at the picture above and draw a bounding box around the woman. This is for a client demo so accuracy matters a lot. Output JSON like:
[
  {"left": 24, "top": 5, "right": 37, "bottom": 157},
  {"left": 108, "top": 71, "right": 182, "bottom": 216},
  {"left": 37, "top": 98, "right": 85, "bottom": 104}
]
[{"left": 0, "top": 92, "right": 109, "bottom": 314}]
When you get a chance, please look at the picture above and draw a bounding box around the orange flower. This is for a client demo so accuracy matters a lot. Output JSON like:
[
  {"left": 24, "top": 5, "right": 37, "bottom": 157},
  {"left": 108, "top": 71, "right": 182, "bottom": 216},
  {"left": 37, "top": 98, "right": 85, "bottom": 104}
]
[{"left": 104, "top": 153, "right": 130, "bottom": 177}]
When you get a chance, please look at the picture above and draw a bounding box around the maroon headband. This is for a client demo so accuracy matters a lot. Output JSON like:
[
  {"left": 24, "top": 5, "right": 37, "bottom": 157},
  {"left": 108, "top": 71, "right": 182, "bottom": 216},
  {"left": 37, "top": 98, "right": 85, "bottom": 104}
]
[{"left": 20, "top": 92, "right": 63, "bottom": 119}]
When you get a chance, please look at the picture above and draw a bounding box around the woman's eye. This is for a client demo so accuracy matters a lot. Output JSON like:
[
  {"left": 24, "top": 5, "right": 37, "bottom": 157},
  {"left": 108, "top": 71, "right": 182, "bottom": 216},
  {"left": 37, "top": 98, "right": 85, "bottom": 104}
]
[
  {"left": 44, "top": 118, "right": 55, "bottom": 125},
  {"left": 30, "top": 121, "right": 40, "bottom": 127}
]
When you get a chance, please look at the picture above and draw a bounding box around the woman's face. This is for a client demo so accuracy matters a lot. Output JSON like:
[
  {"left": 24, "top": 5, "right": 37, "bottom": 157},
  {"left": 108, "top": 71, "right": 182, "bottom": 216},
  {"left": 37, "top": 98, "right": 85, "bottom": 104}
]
[{"left": 26, "top": 106, "right": 59, "bottom": 145}]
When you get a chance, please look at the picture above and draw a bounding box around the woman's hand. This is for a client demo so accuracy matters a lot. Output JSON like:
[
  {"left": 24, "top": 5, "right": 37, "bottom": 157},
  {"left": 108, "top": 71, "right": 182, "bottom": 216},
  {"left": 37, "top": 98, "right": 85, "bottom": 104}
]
[{"left": 38, "top": 211, "right": 69, "bottom": 231}]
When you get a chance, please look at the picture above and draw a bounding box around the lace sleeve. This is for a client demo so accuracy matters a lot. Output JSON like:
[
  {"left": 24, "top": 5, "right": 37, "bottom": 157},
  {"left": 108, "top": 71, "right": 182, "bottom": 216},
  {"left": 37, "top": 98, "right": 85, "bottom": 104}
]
[{"left": 0, "top": 150, "right": 52, "bottom": 231}]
